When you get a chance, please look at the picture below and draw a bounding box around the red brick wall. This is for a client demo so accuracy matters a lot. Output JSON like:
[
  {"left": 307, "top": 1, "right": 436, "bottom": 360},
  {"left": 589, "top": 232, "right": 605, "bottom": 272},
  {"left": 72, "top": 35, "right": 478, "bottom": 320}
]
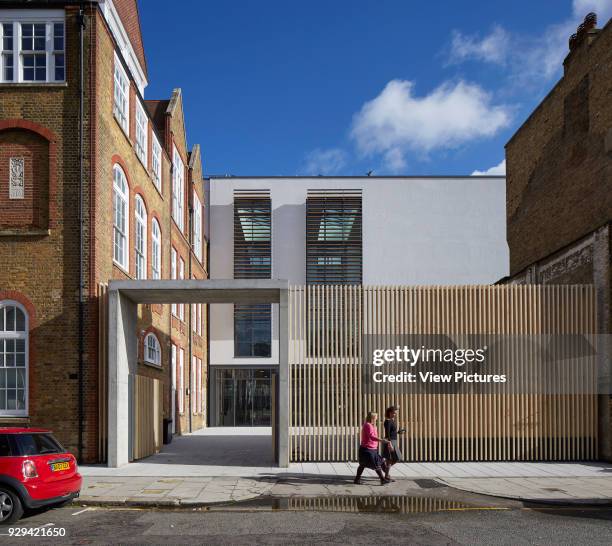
[{"left": 0, "top": 129, "right": 50, "bottom": 229}]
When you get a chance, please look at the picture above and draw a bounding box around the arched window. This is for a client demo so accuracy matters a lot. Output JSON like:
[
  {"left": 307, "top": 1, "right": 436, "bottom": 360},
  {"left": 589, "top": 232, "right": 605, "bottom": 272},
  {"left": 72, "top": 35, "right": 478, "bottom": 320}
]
[
  {"left": 0, "top": 301, "right": 28, "bottom": 416},
  {"left": 144, "top": 333, "right": 161, "bottom": 366},
  {"left": 135, "top": 195, "right": 147, "bottom": 279},
  {"left": 151, "top": 218, "right": 161, "bottom": 280},
  {"left": 113, "top": 165, "right": 129, "bottom": 269}
]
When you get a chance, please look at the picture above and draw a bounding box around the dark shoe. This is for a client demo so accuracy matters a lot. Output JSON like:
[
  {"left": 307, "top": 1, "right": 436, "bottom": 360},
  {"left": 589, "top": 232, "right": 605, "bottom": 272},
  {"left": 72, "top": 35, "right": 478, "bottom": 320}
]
[
  {"left": 354, "top": 478, "right": 362, "bottom": 485},
  {"left": 380, "top": 478, "right": 390, "bottom": 485}
]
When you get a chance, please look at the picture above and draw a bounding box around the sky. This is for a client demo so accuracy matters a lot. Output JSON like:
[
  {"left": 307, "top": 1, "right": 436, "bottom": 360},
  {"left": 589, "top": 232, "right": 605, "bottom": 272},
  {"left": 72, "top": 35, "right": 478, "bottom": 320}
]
[{"left": 139, "top": 0, "right": 612, "bottom": 177}]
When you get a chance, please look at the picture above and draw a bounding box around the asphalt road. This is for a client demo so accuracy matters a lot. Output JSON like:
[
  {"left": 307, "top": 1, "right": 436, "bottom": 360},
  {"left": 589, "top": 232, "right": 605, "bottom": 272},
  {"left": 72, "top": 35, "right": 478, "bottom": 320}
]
[{"left": 1, "top": 501, "right": 612, "bottom": 545}]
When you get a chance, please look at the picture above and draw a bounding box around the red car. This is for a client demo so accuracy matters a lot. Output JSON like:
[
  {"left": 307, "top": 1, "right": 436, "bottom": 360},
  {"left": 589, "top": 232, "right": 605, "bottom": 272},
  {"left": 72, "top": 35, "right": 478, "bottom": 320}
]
[{"left": 0, "top": 428, "right": 82, "bottom": 524}]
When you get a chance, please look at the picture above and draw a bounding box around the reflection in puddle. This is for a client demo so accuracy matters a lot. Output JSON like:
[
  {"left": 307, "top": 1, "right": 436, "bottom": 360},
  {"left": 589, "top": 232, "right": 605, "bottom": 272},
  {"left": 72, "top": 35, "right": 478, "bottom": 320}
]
[{"left": 236, "top": 496, "right": 473, "bottom": 514}]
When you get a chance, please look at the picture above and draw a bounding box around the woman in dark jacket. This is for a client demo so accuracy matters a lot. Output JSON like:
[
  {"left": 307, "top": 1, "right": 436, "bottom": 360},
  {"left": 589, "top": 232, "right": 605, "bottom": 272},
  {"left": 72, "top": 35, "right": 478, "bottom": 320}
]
[{"left": 382, "top": 405, "right": 403, "bottom": 480}]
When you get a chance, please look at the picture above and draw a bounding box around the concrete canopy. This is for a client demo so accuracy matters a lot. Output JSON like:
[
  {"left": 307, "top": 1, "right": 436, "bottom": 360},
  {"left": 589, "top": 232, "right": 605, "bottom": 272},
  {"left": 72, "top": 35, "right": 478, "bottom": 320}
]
[{"left": 107, "top": 279, "right": 289, "bottom": 468}]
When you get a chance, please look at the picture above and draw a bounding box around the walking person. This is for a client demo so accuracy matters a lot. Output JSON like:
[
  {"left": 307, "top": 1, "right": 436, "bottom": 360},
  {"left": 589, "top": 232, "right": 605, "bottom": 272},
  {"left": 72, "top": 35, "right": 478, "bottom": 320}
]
[
  {"left": 354, "top": 411, "right": 391, "bottom": 485},
  {"left": 382, "top": 406, "right": 404, "bottom": 481}
]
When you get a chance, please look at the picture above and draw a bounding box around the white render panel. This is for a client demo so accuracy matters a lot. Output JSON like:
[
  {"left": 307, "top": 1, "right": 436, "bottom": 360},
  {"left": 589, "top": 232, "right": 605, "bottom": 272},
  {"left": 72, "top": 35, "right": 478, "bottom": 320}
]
[{"left": 209, "top": 176, "right": 509, "bottom": 367}]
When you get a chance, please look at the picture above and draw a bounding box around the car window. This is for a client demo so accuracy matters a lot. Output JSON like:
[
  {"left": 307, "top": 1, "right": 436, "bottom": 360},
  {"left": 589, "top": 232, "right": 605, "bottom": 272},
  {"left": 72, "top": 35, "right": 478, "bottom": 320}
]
[
  {"left": 0, "top": 435, "right": 12, "bottom": 457},
  {"left": 15, "top": 434, "right": 63, "bottom": 456}
]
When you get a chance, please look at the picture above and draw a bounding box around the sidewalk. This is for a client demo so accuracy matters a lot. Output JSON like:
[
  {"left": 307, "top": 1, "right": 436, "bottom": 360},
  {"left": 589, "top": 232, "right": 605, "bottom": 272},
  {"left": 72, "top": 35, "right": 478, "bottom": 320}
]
[
  {"left": 78, "top": 430, "right": 612, "bottom": 506},
  {"left": 79, "top": 462, "right": 612, "bottom": 506}
]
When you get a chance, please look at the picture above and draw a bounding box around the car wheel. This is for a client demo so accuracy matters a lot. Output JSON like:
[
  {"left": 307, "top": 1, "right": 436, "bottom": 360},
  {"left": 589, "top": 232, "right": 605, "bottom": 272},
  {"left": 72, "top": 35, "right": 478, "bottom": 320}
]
[{"left": 0, "top": 488, "right": 23, "bottom": 524}]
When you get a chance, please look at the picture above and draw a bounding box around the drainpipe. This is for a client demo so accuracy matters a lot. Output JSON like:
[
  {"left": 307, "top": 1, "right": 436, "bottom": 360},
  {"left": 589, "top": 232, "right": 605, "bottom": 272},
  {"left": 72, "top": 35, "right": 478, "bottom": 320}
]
[{"left": 77, "top": 4, "right": 86, "bottom": 462}]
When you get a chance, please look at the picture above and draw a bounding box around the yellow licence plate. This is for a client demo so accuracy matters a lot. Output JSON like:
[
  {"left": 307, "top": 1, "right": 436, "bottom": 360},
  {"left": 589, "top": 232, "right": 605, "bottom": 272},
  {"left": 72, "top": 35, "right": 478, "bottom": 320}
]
[{"left": 50, "top": 462, "right": 70, "bottom": 472}]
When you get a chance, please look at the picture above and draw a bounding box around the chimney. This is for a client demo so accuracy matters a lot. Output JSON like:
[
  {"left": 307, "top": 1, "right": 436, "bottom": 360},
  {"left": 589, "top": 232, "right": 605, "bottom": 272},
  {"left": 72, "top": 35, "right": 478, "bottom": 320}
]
[{"left": 564, "top": 12, "right": 600, "bottom": 73}]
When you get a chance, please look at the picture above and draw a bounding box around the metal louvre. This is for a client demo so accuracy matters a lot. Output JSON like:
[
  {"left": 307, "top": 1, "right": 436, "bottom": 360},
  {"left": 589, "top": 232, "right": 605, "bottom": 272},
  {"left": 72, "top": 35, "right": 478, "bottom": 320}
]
[
  {"left": 233, "top": 190, "right": 271, "bottom": 280},
  {"left": 306, "top": 190, "right": 362, "bottom": 285},
  {"left": 289, "top": 284, "right": 598, "bottom": 462}
]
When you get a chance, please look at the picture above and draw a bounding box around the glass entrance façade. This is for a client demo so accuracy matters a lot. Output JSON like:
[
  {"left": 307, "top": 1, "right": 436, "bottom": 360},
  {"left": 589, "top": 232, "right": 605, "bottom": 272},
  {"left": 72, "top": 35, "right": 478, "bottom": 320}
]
[{"left": 213, "top": 368, "right": 272, "bottom": 426}]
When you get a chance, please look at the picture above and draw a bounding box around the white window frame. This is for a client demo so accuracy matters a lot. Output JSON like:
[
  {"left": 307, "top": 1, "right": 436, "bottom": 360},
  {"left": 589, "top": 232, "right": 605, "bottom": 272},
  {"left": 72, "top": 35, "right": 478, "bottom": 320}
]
[
  {"left": 178, "top": 257, "right": 185, "bottom": 320},
  {"left": 135, "top": 100, "right": 148, "bottom": 167},
  {"left": 113, "top": 164, "right": 129, "bottom": 271},
  {"left": 135, "top": 195, "right": 147, "bottom": 280},
  {"left": 172, "top": 145, "right": 185, "bottom": 231},
  {"left": 178, "top": 347, "right": 184, "bottom": 414},
  {"left": 0, "top": 301, "right": 29, "bottom": 417},
  {"left": 113, "top": 52, "right": 129, "bottom": 135},
  {"left": 151, "top": 218, "right": 161, "bottom": 280},
  {"left": 193, "top": 191, "right": 202, "bottom": 262},
  {"left": 144, "top": 332, "right": 161, "bottom": 367},
  {"left": 151, "top": 133, "right": 162, "bottom": 193},
  {"left": 171, "top": 247, "right": 177, "bottom": 316},
  {"left": 0, "top": 12, "right": 66, "bottom": 84}
]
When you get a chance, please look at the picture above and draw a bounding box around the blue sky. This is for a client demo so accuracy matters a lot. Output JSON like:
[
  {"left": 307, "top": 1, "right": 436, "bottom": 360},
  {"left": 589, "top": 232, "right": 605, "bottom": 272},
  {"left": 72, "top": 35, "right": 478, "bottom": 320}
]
[{"left": 139, "top": 0, "right": 612, "bottom": 176}]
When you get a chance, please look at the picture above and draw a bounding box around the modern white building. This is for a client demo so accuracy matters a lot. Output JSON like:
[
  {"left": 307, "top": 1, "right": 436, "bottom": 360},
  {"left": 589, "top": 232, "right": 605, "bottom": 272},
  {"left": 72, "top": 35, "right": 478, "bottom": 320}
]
[{"left": 207, "top": 176, "right": 509, "bottom": 427}]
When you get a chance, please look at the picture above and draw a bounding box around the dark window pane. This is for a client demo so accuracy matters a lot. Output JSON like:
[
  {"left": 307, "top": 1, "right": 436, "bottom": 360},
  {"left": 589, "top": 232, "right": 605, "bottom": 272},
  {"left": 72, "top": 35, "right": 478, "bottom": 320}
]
[
  {"left": 35, "top": 66, "right": 45, "bottom": 80},
  {"left": 4, "top": 66, "right": 12, "bottom": 80},
  {"left": 22, "top": 25, "right": 32, "bottom": 37},
  {"left": 6, "top": 307, "right": 14, "bottom": 331},
  {"left": 34, "top": 37, "right": 45, "bottom": 50},
  {"left": 23, "top": 55, "right": 34, "bottom": 67},
  {"left": 15, "top": 309, "right": 25, "bottom": 331},
  {"left": 0, "top": 435, "right": 12, "bottom": 457},
  {"left": 15, "top": 339, "right": 24, "bottom": 352},
  {"left": 23, "top": 67, "right": 33, "bottom": 80},
  {"left": 15, "top": 434, "right": 63, "bottom": 456}
]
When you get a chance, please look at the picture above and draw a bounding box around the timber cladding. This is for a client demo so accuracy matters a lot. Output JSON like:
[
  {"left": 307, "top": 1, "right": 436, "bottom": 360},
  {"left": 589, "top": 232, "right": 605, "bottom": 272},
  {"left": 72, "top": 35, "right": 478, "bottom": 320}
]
[{"left": 289, "top": 284, "right": 598, "bottom": 462}]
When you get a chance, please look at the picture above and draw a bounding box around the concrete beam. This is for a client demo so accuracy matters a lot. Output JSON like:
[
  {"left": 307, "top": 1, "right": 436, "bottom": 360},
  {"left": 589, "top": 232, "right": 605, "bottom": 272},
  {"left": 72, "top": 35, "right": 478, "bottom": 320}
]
[
  {"left": 108, "top": 279, "right": 288, "bottom": 304},
  {"left": 277, "top": 287, "right": 289, "bottom": 467}
]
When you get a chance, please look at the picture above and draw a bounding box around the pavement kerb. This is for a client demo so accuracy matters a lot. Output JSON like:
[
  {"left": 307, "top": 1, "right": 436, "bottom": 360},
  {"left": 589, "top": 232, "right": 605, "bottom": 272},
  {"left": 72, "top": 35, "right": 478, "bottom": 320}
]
[{"left": 437, "top": 479, "right": 612, "bottom": 506}]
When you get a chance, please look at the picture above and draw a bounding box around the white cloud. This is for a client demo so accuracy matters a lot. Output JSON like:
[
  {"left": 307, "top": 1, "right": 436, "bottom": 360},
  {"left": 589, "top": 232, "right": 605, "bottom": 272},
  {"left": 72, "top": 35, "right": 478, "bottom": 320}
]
[
  {"left": 448, "top": 1, "right": 612, "bottom": 86},
  {"left": 302, "top": 148, "right": 347, "bottom": 175},
  {"left": 472, "top": 159, "right": 506, "bottom": 176},
  {"left": 350, "top": 79, "right": 511, "bottom": 171},
  {"left": 449, "top": 25, "right": 510, "bottom": 65}
]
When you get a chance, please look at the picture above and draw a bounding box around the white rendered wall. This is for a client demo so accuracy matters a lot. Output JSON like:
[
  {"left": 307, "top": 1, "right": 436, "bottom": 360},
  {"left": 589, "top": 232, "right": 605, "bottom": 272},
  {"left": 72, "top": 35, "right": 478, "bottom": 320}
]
[{"left": 209, "top": 176, "right": 509, "bottom": 366}]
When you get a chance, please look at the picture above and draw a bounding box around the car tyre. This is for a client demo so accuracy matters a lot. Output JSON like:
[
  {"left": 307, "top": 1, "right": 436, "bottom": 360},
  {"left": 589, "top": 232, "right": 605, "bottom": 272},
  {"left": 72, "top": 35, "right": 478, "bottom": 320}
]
[{"left": 0, "top": 487, "right": 23, "bottom": 524}]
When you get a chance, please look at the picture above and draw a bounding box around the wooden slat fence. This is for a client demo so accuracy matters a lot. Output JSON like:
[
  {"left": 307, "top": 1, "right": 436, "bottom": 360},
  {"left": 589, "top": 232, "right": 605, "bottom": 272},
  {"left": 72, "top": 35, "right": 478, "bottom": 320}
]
[
  {"left": 289, "top": 285, "right": 598, "bottom": 462},
  {"left": 133, "top": 374, "right": 163, "bottom": 460}
]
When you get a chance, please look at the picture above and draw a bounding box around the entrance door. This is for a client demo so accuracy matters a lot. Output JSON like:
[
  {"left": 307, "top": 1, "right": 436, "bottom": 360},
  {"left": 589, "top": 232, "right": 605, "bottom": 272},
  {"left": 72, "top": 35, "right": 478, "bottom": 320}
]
[{"left": 215, "top": 368, "right": 272, "bottom": 426}]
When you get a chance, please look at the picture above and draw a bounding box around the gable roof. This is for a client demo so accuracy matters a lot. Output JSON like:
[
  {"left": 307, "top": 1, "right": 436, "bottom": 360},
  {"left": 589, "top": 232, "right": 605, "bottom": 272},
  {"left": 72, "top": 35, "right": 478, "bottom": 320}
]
[{"left": 113, "top": 0, "right": 147, "bottom": 78}]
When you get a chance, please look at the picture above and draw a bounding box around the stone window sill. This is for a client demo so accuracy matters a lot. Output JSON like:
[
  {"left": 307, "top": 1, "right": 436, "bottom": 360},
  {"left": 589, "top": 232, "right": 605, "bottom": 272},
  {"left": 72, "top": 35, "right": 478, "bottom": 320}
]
[{"left": 0, "top": 228, "right": 50, "bottom": 237}]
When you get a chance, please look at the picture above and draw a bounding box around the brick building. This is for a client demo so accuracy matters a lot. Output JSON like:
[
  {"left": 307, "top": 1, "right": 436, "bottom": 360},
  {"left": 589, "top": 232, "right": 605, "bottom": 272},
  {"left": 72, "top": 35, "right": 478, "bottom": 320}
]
[
  {"left": 504, "top": 13, "right": 612, "bottom": 459},
  {"left": 0, "top": 0, "right": 208, "bottom": 462}
]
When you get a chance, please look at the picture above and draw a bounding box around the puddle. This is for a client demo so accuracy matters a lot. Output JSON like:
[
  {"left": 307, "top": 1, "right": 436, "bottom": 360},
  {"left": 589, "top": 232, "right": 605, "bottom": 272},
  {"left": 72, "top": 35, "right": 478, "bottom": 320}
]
[{"left": 219, "top": 495, "right": 478, "bottom": 514}]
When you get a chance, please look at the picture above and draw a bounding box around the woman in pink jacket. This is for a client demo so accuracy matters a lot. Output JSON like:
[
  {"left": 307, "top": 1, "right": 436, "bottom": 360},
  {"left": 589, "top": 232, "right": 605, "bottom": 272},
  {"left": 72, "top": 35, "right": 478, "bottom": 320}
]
[{"left": 354, "top": 411, "right": 391, "bottom": 485}]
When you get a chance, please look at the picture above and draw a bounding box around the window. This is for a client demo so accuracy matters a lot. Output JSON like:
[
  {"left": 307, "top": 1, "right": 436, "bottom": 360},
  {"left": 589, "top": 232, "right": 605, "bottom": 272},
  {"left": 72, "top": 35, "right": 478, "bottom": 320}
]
[
  {"left": 178, "top": 257, "right": 185, "bottom": 320},
  {"left": 0, "top": 301, "right": 28, "bottom": 417},
  {"left": 193, "top": 192, "right": 202, "bottom": 262},
  {"left": 172, "top": 146, "right": 184, "bottom": 230},
  {"left": 0, "top": 18, "right": 64, "bottom": 83},
  {"left": 171, "top": 248, "right": 177, "bottom": 316},
  {"left": 13, "top": 433, "right": 63, "bottom": 456},
  {"left": 197, "top": 304, "right": 202, "bottom": 336},
  {"left": 306, "top": 190, "right": 362, "bottom": 284},
  {"left": 151, "top": 134, "right": 162, "bottom": 192},
  {"left": 113, "top": 165, "right": 129, "bottom": 270},
  {"left": 178, "top": 347, "right": 184, "bottom": 414},
  {"left": 135, "top": 195, "right": 147, "bottom": 280},
  {"left": 197, "top": 358, "right": 203, "bottom": 414},
  {"left": 192, "top": 356, "right": 197, "bottom": 414},
  {"left": 135, "top": 101, "right": 148, "bottom": 166},
  {"left": 151, "top": 219, "right": 161, "bottom": 280},
  {"left": 113, "top": 54, "right": 129, "bottom": 134},
  {"left": 234, "top": 304, "right": 271, "bottom": 357},
  {"left": 144, "top": 333, "right": 161, "bottom": 366},
  {"left": 2, "top": 23, "right": 14, "bottom": 81},
  {"left": 233, "top": 190, "right": 272, "bottom": 357}
]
